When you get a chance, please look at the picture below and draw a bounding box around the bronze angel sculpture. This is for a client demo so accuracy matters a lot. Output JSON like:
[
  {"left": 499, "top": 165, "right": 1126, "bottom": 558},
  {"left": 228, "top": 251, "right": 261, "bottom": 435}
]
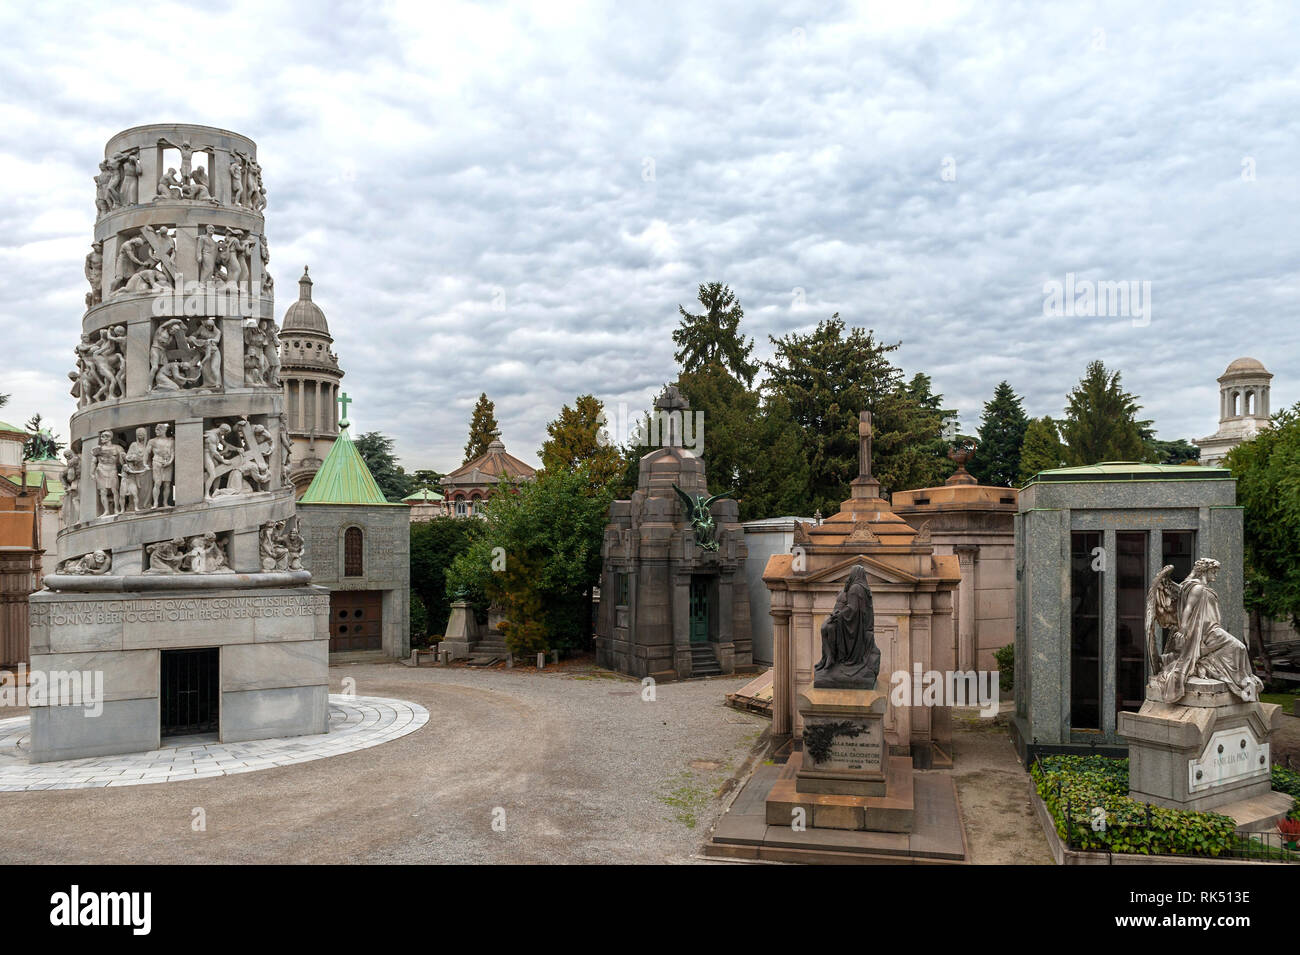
[
  {"left": 1144, "top": 558, "right": 1262, "bottom": 704},
  {"left": 672, "top": 484, "right": 731, "bottom": 552}
]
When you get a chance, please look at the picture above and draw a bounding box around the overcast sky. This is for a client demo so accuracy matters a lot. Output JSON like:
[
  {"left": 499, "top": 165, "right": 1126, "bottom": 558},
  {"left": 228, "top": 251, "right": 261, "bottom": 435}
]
[{"left": 1, "top": 1, "right": 1296, "bottom": 472}]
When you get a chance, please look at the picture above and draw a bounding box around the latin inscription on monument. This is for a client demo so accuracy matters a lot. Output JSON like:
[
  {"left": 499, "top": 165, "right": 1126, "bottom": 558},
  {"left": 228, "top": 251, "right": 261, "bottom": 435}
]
[{"left": 32, "top": 594, "right": 329, "bottom": 627}]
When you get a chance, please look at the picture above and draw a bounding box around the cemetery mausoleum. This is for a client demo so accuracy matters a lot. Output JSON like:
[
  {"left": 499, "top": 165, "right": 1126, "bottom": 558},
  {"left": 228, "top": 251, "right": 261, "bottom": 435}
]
[
  {"left": 1011, "top": 462, "right": 1243, "bottom": 762},
  {"left": 30, "top": 123, "right": 330, "bottom": 761}
]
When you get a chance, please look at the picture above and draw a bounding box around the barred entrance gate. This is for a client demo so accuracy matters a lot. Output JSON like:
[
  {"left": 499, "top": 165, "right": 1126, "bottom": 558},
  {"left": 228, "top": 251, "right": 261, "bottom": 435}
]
[
  {"left": 330, "top": 590, "right": 383, "bottom": 652},
  {"left": 160, "top": 647, "right": 219, "bottom": 738}
]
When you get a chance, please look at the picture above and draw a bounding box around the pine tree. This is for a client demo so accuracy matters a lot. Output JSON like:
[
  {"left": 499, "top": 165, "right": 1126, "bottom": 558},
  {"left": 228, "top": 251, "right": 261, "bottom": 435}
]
[
  {"left": 462, "top": 392, "right": 501, "bottom": 464},
  {"left": 969, "top": 381, "right": 1029, "bottom": 487},
  {"left": 1059, "top": 361, "right": 1154, "bottom": 465},
  {"left": 677, "top": 363, "right": 809, "bottom": 521},
  {"left": 539, "top": 394, "right": 625, "bottom": 490},
  {"left": 353, "top": 431, "right": 414, "bottom": 502},
  {"left": 762, "top": 315, "right": 945, "bottom": 512},
  {"left": 673, "top": 283, "right": 758, "bottom": 386},
  {"left": 1018, "top": 416, "right": 1065, "bottom": 483}
]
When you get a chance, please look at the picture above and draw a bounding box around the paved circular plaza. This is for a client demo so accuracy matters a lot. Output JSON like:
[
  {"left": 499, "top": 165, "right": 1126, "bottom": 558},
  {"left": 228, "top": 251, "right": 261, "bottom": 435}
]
[{"left": 0, "top": 695, "right": 427, "bottom": 791}]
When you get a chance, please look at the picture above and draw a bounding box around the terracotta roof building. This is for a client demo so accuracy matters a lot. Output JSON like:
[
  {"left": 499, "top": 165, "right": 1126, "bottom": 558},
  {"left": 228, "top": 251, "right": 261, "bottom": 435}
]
[{"left": 441, "top": 438, "right": 536, "bottom": 516}]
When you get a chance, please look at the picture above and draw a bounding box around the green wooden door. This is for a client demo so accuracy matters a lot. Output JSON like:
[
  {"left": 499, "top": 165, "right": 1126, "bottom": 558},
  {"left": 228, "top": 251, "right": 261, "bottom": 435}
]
[{"left": 689, "top": 577, "right": 709, "bottom": 643}]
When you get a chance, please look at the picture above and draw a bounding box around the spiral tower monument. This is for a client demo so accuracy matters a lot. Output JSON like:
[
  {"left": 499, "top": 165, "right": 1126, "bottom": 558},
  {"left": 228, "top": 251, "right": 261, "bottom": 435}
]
[{"left": 29, "top": 124, "right": 330, "bottom": 762}]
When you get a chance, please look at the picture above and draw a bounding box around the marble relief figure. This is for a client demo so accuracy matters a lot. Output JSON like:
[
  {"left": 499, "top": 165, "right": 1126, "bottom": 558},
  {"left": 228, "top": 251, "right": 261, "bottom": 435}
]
[
  {"left": 204, "top": 417, "right": 272, "bottom": 498},
  {"left": 60, "top": 448, "right": 80, "bottom": 528},
  {"left": 147, "top": 422, "right": 175, "bottom": 508},
  {"left": 71, "top": 325, "right": 126, "bottom": 406},
  {"left": 145, "top": 532, "right": 233, "bottom": 574},
  {"left": 84, "top": 240, "right": 103, "bottom": 308},
  {"left": 57, "top": 550, "right": 112, "bottom": 576},
  {"left": 91, "top": 429, "right": 127, "bottom": 516},
  {"left": 120, "top": 428, "right": 150, "bottom": 512}
]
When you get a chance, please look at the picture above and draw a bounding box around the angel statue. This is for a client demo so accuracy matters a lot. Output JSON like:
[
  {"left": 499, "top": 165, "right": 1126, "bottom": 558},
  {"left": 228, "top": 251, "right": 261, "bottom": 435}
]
[
  {"left": 671, "top": 483, "right": 731, "bottom": 552},
  {"left": 1144, "top": 558, "right": 1263, "bottom": 704}
]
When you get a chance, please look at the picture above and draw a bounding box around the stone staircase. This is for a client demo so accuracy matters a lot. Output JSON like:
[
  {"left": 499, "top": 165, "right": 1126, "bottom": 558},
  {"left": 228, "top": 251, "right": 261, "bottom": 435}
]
[
  {"left": 689, "top": 643, "right": 722, "bottom": 678},
  {"left": 467, "top": 633, "right": 509, "bottom": 666}
]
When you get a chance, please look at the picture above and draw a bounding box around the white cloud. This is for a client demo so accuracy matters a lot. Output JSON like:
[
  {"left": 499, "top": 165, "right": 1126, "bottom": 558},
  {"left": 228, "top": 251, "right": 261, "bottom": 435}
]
[{"left": 1, "top": 0, "right": 1297, "bottom": 469}]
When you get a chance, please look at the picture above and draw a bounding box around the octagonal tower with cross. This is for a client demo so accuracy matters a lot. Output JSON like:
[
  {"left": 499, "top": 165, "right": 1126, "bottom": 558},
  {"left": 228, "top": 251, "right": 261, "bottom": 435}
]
[{"left": 28, "top": 124, "right": 330, "bottom": 762}]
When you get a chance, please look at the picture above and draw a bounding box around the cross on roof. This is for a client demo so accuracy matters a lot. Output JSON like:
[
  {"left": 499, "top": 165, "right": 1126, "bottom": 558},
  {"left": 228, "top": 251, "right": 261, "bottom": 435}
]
[{"left": 338, "top": 391, "right": 352, "bottom": 429}]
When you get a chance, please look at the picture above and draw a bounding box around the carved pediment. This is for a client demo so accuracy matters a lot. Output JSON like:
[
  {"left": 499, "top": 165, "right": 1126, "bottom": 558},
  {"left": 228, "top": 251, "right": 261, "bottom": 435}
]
[{"left": 801, "top": 554, "right": 920, "bottom": 586}]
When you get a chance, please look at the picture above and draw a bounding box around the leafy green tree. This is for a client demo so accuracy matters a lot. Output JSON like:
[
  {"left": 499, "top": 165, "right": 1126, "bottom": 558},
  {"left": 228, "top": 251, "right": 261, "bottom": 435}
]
[
  {"left": 1059, "top": 361, "right": 1154, "bottom": 466},
  {"left": 463, "top": 392, "right": 501, "bottom": 463},
  {"left": 677, "top": 363, "right": 810, "bottom": 521},
  {"left": 539, "top": 394, "right": 625, "bottom": 490},
  {"left": 673, "top": 283, "right": 758, "bottom": 386},
  {"left": 1226, "top": 404, "right": 1300, "bottom": 657},
  {"left": 411, "top": 469, "right": 444, "bottom": 491},
  {"left": 762, "top": 315, "right": 946, "bottom": 512},
  {"left": 969, "top": 381, "right": 1029, "bottom": 487},
  {"left": 409, "top": 516, "right": 482, "bottom": 638},
  {"left": 22, "top": 414, "right": 63, "bottom": 461},
  {"left": 353, "top": 431, "right": 414, "bottom": 502},
  {"left": 446, "top": 466, "right": 612, "bottom": 656},
  {"left": 1018, "top": 416, "right": 1065, "bottom": 483},
  {"left": 1144, "top": 436, "right": 1200, "bottom": 465}
]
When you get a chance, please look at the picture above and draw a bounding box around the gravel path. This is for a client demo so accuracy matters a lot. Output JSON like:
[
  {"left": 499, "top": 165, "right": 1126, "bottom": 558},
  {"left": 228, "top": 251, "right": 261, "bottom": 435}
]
[{"left": 0, "top": 662, "right": 766, "bottom": 864}]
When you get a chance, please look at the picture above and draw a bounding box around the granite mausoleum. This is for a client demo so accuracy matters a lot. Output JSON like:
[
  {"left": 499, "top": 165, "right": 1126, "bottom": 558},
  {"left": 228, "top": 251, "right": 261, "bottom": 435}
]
[
  {"left": 30, "top": 123, "right": 330, "bottom": 762},
  {"left": 596, "top": 385, "right": 753, "bottom": 679},
  {"left": 1012, "top": 462, "right": 1243, "bottom": 762}
]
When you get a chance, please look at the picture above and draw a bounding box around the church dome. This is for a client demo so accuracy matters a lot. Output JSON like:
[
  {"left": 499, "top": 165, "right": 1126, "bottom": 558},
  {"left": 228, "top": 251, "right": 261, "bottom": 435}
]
[
  {"left": 1219, "top": 357, "right": 1271, "bottom": 381},
  {"left": 282, "top": 266, "right": 331, "bottom": 335}
]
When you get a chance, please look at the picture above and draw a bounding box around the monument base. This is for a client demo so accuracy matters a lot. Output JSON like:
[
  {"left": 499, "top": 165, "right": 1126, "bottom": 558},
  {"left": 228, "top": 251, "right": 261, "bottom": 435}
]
[
  {"left": 1118, "top": 678, "right": 1281, "bottom": 813},
  {"left": 28, "top": 585, "right": 331, "bottom": 763},
  {"left": 761, "top": 685, "right": 914, "bottom": 832},
  {"left": 767, "top": 751, "right": 914, "bottom": 832}
]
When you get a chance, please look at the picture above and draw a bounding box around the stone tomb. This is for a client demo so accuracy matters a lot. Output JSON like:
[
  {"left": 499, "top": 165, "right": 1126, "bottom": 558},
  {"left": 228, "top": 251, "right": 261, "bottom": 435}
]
[
  {"left": 1120, "top": 679, "right": 1279, "bottom": 813},
  {"left": 30, "top": 124, "right": 329, "bottom": 762}
]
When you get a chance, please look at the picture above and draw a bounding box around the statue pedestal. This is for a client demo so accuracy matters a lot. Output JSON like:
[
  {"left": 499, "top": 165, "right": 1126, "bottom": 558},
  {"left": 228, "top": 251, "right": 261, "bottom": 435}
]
[
  {"left": 794, "top": 687, "right": 888, "bottom": 796},
  {"left": 764, "top": 686, "right": 914, "bottom": 832},
  {"left": 1118, "top": 678, "right": 1281, "bottom": 813},
  {"left": 440, "top": 599, "right": 478, "bottom": 661}
]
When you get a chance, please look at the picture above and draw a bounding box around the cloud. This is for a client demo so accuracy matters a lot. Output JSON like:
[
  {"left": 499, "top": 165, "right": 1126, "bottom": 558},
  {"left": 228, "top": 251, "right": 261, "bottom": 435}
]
[{"left": 1, "top": 0, "right": 1297, "bottom": 473}]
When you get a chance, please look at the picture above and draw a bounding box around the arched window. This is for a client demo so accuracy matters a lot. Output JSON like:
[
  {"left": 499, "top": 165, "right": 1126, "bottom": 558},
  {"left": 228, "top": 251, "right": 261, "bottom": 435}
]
[
  {"left": 1232, "top": 391, "right": 1241, "bottom": 416},
  {"left": 344, "top": 527, "right": 363, "bottom": 577},
  {"left": 1245, "top": 391, "right": 1255, "bottom": 416},
  {"left": 455, "top": 498, "right": 469, "bottom": 517}
]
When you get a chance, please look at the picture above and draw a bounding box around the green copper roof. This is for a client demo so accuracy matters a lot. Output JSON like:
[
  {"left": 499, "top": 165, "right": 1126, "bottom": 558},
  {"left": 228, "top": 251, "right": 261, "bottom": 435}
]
[
  {"left": 299, "top": 428, "right": 395, "bottom": 505},
  {"left": 1025, "top": 461, "right": 1231, "bottom": 484},
  {"left": 402, "top": 488, "right": 444, "bottom": 502},
  {"left": 0, "top": 420, "right": 26, "bottom": 437}
]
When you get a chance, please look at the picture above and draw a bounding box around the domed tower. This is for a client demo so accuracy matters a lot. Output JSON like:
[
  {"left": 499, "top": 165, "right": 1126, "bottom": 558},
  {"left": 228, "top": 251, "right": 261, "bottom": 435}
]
[
  {"left": 29, "top": 124, "right": 329, "bottom": 762},
  {"left": 1195, "top": 357, "right": 1273, "bottom": 467},
  {"left": 280, "top": 267, "right": 344, "bottom": 495}
]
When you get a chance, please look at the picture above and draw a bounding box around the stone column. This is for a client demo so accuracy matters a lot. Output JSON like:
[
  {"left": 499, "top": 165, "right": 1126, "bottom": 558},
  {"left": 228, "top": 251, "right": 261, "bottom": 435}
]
[
  {"left": 772, "top": 605, "right": 792, "bottom": 740},
  {"left": 954, "top": 544, "right": 978, "bottom": 672},
  {"left": 1099, "top": 527, "right": 1117, "bottom": 737}
]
